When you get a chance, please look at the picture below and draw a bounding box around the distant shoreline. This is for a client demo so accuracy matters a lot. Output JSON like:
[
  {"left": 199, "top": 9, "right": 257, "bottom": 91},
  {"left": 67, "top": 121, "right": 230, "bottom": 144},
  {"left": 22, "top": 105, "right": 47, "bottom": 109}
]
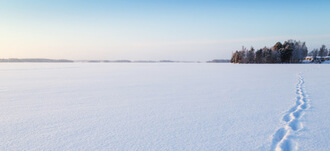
[
  {"left": 0, "top": 58, "right": 230, "bottom": 63},
  {"left": 0, "top": 58, "right": 74, "bottom": 63}
]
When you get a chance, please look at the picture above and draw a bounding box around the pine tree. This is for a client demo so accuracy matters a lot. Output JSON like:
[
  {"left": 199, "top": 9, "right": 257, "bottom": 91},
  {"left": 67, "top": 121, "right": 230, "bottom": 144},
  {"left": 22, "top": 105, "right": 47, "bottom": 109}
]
[{"left": 319, "top": 45, "right": 327, "bottom": 58}]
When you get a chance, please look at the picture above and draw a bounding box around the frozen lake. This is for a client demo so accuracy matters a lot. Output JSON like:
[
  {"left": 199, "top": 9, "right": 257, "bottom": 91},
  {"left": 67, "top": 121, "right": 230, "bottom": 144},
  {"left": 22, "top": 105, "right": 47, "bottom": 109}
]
[{"left": 1, "top": 63, "right": 329, "bottom": 151}]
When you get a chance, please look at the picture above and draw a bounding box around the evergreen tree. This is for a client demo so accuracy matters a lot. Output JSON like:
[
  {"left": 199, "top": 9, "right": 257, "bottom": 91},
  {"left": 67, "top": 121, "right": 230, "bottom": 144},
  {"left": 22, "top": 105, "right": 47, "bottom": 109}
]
[
  {"left": 281, "top": 41, "right": 294, "bottom": 63},
  {"left": 255, "top": 49, "right": 263, "bottom": 63},
  {"left": 319, "top": 45, "right": 327, "bottom": 58},
  {"left": 247, "top": 47, "right": 255, "bottom": 63}
]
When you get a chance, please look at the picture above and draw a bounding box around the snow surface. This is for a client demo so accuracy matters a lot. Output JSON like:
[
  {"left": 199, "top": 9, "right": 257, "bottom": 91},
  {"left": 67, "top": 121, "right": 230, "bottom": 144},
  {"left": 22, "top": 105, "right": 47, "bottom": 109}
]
[{"left": 0, "top": 63, "right": 329, "bottom": 151}]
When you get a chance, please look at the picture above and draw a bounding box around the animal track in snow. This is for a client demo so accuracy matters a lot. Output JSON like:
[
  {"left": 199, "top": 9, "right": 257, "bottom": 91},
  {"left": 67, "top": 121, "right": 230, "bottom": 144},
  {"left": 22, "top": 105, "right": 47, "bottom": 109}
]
[{"left": 270, "top": 73, "right": 310, "bottom": 151}]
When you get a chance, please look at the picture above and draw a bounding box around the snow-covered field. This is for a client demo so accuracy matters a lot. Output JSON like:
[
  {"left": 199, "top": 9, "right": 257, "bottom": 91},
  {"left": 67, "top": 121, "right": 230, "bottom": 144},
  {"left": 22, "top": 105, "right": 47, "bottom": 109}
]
[{"left": 1, "top": 63, "right": 329, "bottom": 151}]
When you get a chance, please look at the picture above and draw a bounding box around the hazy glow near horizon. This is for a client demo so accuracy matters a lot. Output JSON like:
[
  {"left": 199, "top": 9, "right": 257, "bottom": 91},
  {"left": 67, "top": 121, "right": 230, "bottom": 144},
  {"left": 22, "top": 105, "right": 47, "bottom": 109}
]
[{"left": 1, "top": 0, "right": 330, "bottom": 61}]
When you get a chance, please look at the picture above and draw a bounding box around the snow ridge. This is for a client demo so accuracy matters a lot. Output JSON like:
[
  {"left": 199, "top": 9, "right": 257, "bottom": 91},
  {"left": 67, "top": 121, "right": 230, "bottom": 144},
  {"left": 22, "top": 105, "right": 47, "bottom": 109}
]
[{"left": 270, "top": 73, "right": 310, "bottom": 151}]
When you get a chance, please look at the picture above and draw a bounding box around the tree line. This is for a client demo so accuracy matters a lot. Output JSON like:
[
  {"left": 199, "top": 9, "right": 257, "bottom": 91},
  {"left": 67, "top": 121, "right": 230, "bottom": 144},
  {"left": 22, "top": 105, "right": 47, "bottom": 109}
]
[
  {"left": 308, "top": 45, "right": 330, "bottom": 61},
  {"left": 231, "top": 40, "right": 329, "bottom": 63}
]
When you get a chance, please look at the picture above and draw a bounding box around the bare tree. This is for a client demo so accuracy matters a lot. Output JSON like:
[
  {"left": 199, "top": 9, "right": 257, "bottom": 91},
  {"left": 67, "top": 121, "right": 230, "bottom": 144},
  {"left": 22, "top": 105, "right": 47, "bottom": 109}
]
[{"left": 310, "top": 49, "right": 318, "bottom": 62}]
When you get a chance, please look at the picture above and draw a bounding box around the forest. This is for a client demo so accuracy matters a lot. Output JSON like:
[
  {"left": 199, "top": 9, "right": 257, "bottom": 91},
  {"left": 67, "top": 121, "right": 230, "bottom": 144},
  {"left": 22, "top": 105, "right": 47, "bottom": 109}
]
[{"left": 231, "top": 40, "right": 329, "bottom": 63}]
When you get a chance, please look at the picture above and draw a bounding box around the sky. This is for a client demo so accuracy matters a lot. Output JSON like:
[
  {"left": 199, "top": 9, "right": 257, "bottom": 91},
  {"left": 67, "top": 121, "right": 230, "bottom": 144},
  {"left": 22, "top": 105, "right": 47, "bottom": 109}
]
[{"left": 1, "top": 0, "right": 330, "bottom": 61}]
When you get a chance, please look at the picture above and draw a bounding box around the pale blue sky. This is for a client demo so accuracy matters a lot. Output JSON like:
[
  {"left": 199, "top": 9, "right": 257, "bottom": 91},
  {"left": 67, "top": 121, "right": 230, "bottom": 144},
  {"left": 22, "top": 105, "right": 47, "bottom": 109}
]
[{"left": 1, "top": 0, "right": 330, "bottom": 61}]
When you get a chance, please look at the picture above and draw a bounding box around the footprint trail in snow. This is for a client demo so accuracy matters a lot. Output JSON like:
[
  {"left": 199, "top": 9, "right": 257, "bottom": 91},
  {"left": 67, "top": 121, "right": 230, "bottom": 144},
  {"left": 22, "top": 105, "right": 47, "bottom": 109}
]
[{"left": 270, "top": 73, "right": 310, "bottom": 151}]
